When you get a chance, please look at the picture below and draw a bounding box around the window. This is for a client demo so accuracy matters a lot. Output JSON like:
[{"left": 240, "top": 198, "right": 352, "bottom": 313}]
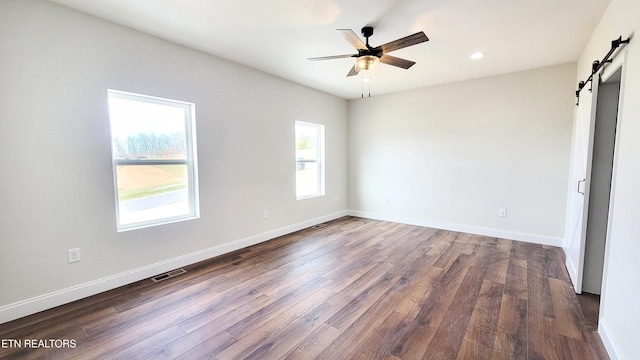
[
  {"left": 108, "top": 90, "right": 199, "bottom": 231},
  {"left": 295, "top": 121, "right": 325, "bottom": 199}
]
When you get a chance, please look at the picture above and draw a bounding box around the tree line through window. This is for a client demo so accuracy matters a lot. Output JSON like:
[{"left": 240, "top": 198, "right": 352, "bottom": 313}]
[{"left": 112, "top": 132, "right": 186, "bottom": 160}]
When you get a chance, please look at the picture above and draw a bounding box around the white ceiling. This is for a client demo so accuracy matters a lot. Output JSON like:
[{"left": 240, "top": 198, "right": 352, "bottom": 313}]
[{"left": 50, "top": 0, "right": 610, "bottom": 99}]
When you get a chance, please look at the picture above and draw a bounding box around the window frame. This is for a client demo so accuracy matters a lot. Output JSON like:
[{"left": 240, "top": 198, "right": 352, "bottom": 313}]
[
  {"left": 107, "top": 89, "right": 199, "bottom": 231},
  {"left": 295, "top": 120, "right": 325, "bottom": 200}
]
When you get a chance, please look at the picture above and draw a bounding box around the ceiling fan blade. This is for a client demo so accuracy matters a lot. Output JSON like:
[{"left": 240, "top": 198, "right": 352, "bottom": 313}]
[
  {"left": 308, "top": 54, "right": 356, "bottom": 61},
  {"left": 379, "top": 54, "right": 416, "bottom": 69},
  {"left": 338, "top": 29, "right": 368, "bottom": 50},
  {"left": 347, "top": 64, "right": 360, "bottom": 77},
  {"left": 380, "top": 31, "right": 429, "bottom": 53}
]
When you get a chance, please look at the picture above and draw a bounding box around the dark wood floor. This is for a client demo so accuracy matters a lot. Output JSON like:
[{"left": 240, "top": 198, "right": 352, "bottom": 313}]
[{"left": 0, "top": 217, "right": 609, "bottom": 359}]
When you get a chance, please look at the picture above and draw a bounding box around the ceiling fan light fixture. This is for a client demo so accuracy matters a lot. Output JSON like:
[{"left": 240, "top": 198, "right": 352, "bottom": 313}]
[{"left": 355, "top": 55, "right": 379, "bottom": 71}]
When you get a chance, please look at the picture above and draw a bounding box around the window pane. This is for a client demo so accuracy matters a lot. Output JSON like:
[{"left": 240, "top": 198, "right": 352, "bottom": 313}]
[
  {"left": 296, "top": 161, "right": 318, "bottom": 198},
  {"left": 109, "top": 97, "right": 187, "bottom": 160},
  {"left": 116, "top": 164, "right": 190, "bottom": 225},
  {"left": 295, "top": 121, "right": 324, "bottom": 199},
  {"left": 295, "top": 125, "right": 318, "bottom": 161}
]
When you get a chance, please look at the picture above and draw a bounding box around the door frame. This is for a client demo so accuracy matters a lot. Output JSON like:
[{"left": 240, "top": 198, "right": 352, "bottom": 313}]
[
  {"left": 564, "top": 50, "right": 628, "bottom": 294},
  {"left": 597, "top": 52, "right": 627, "bottom": 301}
]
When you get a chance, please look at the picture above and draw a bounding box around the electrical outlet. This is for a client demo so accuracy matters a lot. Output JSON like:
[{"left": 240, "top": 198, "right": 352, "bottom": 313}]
[
  {"left": 263, "top": 210, "right": 269, "bottom": 219},
  {"left": 333, "top": 195, "right": 339, "bottom": 203},
  {"left": 499, "top": 208, "right": 507, "bottom": 217},
  {"left": 385, "top": 197, "right": 390, "bottom": 205},
  {"left": 68, "top": 248, "right": 81, "bottom": 263}
]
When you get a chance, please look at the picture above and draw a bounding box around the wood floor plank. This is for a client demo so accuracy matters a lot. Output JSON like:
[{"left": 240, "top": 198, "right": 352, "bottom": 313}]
[
  {"left": 348, "top": 258, "right": 442, "bottom": 359},
  {"left": 527, "top": 311, "right": 562, "bottom": 360},
  {"left": 559, "top": 334, "right": 601, "bottom": 360},
  {"left": 170, "top": 330, "right": 237, "bottom": 360},
  {"left": 548, "top": 277, "right": 589, "bottom": 342},
  {"left": 224, "top": 277, "right": 327, "bottom": 340},
  {"left": 433, "top": 242, "right": 470, "bottom": 270},
  {"left": 326, "top": 271, "right": 400, "bottom": 330},
  {"left": 576, "top": 293, "right": 600, "bottom": 332},
  {"left": 178, "top": 294, "right": 273, "bottom": 335},
  {"left": 493, "top": 294, "right": 528, "bottom": 359},
  {"left": 140, "top": 325, "right": 232, "bottom": 359},
  {"left": 393, "top": 265, "right": 442, "bottom": 316},
  {"left": 528, "top": 267, "right": 555, "bottom": 318},
  {"left": 504, "top": 258, "right": 528, "bottom": 300},
  {"left": 104, "top": 325, "right": 187, "bottom": 360},
  {"left": 322, "top": 257, "right": 382, "bottom": 293},
  {"left": 484, "top": 257, "right": 510, "bottom": 285},
  {"left": 390, "top": 254, "right": 473, "bottom": 359},
  {"left": 425, "top": 230, "right": 455, "bottom": 257},
  {"left": 464, "top": 280, "right": 504, "bottom": 349},
  {"left": 421, "top": 309, "right": 473, "bottom": 360},
  {"left": 241, "top": 302, "right": 338, "bottom": 359},
  {"left": 318, "top": 276, "right": 413, "bottom": 359},
  {"left": 448, "top": 265, "right": 486, "bottom": 316},
  {"left": 0, "top": 217, "right": 608, "bottom": 360},
  {"left": 576, "top": 293, "right": 610, "bottom": 359},
  {"left": 351, "top": 311, "right": 410, "bottom": 360},
  {"left": 545, "top": 246, "right": 573, "bottom": 282},
  {"left": 281, "top": 323, "right": 342, "bottom": 359},
  {"left": 324, "top": 262, "right": 393, "bottom": 306},
  {"left": 216, "top": 288, "right": 335, "bottom": 359},
  {"left": 457, "top": 339, "right": 494, "bottom": 360}
]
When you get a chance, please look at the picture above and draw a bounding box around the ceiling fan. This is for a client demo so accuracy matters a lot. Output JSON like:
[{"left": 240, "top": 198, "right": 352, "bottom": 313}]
[{"left": 308, "top": 26, "right": 429, "bottom": 77}]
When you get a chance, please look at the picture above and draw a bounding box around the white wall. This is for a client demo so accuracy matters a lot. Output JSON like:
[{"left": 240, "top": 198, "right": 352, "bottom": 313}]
[
  {"left": 570, "top": 0, "right": 640, "bottom": 358},
  {"left": 348, "top": 64, "right": 576, "bottom": 244},
  {"left": 0, "top": 0, "right": 348, "bottom": 323}
]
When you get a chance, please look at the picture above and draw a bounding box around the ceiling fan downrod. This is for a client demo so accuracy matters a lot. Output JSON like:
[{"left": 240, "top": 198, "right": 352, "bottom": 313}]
[{"left": 361, "top": 26, "right": 374, "bottom": 47}]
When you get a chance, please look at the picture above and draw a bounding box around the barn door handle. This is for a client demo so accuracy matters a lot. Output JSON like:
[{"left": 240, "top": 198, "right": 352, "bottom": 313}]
[{"left": 577, "top": 179, "right": 586, "bottom": 195}]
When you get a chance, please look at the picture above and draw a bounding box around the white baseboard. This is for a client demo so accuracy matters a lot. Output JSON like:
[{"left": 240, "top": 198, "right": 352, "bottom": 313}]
[
  {"left": 348, "top": 210, "right": 564, "bottom": 247},
  {"left": 0, "top": 210, "right": 349, "bottom": 325},
  {"left": 599, "top": 317, "right": 624, "bottom": 360}
]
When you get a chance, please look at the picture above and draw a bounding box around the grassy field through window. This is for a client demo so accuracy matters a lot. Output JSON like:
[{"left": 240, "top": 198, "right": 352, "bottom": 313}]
[{"left": 116, "top": 165, "right": 187, "bottom": 201}]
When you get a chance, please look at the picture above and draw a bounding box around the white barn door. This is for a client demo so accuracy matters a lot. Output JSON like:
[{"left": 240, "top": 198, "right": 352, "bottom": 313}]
[
  {"left": 565, "top": 55, "right": 625, "bottom": 294},
  {"left": 564, "top": 77, "right": 600, "bottom": 294}
]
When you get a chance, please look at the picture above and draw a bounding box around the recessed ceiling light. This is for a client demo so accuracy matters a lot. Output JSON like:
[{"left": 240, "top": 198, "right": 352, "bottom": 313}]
[{"left": 470, "top": 51, "right": 485, "bottom": 60}]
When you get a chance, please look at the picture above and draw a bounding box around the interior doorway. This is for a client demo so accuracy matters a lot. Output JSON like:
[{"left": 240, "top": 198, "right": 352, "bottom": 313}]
[{"left": 582, "top": 67, "right": 622, "bottom": 296}]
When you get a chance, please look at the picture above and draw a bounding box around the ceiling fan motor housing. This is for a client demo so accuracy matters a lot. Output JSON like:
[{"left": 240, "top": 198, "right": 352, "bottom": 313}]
[{"left": 361, "top": 26, "right": 374, "bottom": 39}]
